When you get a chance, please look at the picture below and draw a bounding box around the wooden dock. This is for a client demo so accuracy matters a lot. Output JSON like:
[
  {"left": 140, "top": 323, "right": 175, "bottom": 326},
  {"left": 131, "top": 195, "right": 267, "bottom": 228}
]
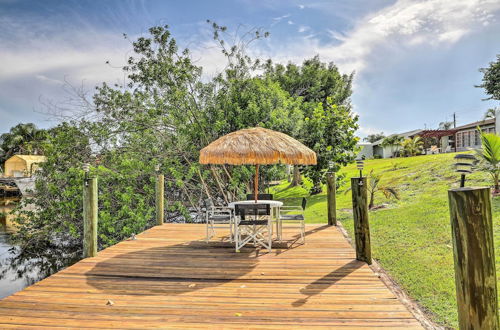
[{"left": 0, "top": 224, "right": 423, "bottom": 328}]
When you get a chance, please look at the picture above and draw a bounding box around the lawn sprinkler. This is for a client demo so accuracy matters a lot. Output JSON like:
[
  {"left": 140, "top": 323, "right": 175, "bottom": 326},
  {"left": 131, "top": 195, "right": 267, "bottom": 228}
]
[{"left": 454, "top": 154, "right": 476, "bottom": 188}]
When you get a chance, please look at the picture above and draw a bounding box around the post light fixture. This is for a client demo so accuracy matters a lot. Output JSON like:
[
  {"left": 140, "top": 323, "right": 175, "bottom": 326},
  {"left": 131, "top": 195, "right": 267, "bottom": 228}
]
[
  {"left": 154, "top": 164, "right": 160, "bottom": 173},
  {"left": 83, "top": 163, "right": 90, "bottom": 187},
  {"left": 454, "top": 154, "right": 476, "bottom": 188},
  {"left": 356, "top": 159, "right": 364, "bottom": 178},
  {"left": 356, "top": 159, "right": 364, "bottom": 186},
  {"left": 327, "top": 160, "right": 335, "bottom": 173}
]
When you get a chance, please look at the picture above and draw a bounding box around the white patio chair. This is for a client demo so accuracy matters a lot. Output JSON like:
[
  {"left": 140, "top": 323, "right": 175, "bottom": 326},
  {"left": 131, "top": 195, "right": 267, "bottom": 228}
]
[
  {"left": 205, "top": 198, "right": 234, "bottom": 242},
  {"left": 234, "top": 203, "right": 272, "bottom": 252},
  {"left": 278, "top": 197, "right": 306, "bottom": 244}
]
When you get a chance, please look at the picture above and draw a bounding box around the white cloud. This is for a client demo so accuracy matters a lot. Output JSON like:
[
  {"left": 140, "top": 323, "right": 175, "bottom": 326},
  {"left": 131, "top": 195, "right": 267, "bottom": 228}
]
[
  {"left": 35, "top": 75, "right": 64, "bottom": 85},
  {"left": 298, "top": 25, "right": 310, "bottom": 33},
  {"left": 298, "top": 4, "right": 305, "bottom": 9},
  {"left": 0, "top": 16, "right": 129, "bottom": 85},
  {"left": 288, "top": 20, "right": 294, "bottom": 25},
  {"left": 327, "top": 0, "right": 500, "bottom": 72},
  {"left": 266, "top": 0, "right": 500, "bottom": 74}
]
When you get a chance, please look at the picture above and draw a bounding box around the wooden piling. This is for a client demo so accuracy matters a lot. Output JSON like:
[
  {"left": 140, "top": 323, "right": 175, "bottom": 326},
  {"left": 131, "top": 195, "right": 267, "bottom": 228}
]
[
  {"left": 156, "top": 174, "right": 165, "bottom": 226},
  {"left": 448, "top": 187, "right": 499, "bottom": 329},
  {"left": 83, "top": 176, "right": 98, "bottom": 258},
  {"left": 351, "top": 177, "right": 371, "bottom": 265},
  {"left": 327, "top": 172, "right": 337, "bottom": 226}
]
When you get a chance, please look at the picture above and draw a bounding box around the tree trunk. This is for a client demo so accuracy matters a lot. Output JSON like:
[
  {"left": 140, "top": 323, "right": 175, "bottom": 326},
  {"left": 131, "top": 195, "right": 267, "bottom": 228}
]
[
  {"left": 290, "top": 166, "right": 302, "bottom": 187},
  {"left": 369, "top": 191, "right": 375, "bottom": 209}
]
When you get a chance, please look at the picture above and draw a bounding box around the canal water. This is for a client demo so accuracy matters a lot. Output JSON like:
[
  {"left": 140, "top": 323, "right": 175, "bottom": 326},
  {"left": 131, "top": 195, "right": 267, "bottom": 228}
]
[{"left": 0, "top": 199, "right": 37, "bottom": 299}]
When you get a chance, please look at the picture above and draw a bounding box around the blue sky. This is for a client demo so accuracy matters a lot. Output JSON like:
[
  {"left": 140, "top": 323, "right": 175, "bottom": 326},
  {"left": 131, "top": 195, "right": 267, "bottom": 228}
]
[{"left": 1, "top": 0, "right": 499, "bottom": 137}]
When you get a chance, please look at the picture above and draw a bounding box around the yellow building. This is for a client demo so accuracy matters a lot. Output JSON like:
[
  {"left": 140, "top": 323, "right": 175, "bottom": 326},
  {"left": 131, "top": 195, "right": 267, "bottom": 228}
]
[{"left": 3, "top": 155, "right": 46, "bottom": 177}]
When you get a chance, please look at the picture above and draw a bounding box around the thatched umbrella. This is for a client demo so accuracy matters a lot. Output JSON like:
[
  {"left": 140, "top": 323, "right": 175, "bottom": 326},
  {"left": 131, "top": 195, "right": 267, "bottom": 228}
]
[{"left": 199, "top": 127, "right": 317, "bottom": 202}]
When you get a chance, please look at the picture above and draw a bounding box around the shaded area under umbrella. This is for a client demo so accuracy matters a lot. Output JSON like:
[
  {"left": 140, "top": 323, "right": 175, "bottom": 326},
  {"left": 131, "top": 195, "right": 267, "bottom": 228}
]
[{"left": 199, "top": 127, "right": 317, "bottom": 202}]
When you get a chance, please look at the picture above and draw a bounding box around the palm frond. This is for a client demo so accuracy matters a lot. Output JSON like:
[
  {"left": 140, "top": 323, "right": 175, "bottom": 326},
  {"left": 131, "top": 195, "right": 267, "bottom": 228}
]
[{"left": 380, "top": 187, "right": 400, "bottom": 200}]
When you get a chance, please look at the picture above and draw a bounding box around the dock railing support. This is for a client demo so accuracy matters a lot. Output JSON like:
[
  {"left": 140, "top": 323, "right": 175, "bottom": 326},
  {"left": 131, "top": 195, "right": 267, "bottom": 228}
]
[
  {"left": 351, "top": 177, "right": 371, "bottom": 265},
  {"left": 448, "top": 187, "right": 499, "bottom": 329},
  {"left": 156, "top": 172, "right": 165, "bottom": 226},
  {"left": 327, "top": 172, "right": 337, "bottom": 226},
  {"left": 83, "top": 168, "right": 98, "bottom": 258}
]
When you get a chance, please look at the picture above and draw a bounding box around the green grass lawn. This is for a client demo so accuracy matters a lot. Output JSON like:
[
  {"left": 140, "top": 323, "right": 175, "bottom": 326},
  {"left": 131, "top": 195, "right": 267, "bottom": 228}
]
[{"left": 271, "top": 152, "right": 500, "bottom": 329}]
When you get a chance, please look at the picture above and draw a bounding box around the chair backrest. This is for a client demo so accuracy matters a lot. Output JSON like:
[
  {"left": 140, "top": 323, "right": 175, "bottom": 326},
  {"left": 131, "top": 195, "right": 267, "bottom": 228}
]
[
  {"left": 246, "top": 193, "right": 273, "bottom": 200},
  {"left": 234, "top": 203, "right": 271, "bottom": 220},
  {"left": 301, "top": 197, "right": 307, "bottom": 210}
]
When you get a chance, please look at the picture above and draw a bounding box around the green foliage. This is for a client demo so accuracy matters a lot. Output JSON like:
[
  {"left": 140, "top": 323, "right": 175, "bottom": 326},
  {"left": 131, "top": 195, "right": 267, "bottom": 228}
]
[
  {"left": 476, "top": 128, "right": 500, "bottom": 191},
  {"left": 0, "top": 123, "right": 48, "bottom": 164},
  {"left": 438, "top": 121, "right": 453, "bottom": 130},
  {"left": 343, "top": 169, "right": 399, "bottom": 209},
  {"left": 5, "top": 23, "right": 359, "bottom": 282},
  {"left": 266, "top": 56, "right": 359, "bottom": 194},
  {"left": 484, "top": 107, "right": 498, "bottom": 120},
  {"left": 363, "top": 132, "right": 385, "bottom": 143},
  {"left": 477, "top": 54, "right": 500, "bottom": 101},
  {"left": 401, "top": 136, "right": 424, "bottom": 157},
  {"left": 381, "top": 135, "right": 404, "bottom": 157}
]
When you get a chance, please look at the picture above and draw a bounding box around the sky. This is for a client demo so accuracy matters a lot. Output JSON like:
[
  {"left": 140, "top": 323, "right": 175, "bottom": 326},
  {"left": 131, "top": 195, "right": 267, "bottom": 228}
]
[{"left": 1, "top": 0, "right": 500, "bottom": 137}]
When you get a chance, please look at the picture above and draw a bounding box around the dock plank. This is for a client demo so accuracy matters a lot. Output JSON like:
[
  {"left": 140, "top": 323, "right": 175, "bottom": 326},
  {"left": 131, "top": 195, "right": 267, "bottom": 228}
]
[{"left": 0, "top": 224, "right": 423, "bottom": 328}]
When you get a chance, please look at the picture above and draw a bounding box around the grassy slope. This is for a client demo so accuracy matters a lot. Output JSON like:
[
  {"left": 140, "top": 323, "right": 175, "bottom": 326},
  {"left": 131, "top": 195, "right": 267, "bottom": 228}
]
[{"left": 271, "top": 152, "right": 500, "bottom": 329}]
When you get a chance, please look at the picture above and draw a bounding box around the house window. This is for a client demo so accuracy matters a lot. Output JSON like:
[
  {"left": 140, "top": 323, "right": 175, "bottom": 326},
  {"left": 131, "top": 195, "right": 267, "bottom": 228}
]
[
  {"left": 475, "top": 130, "right": 481, "bottom": 145},
  {"left": 456, "top": 132, "right": 462, "bottom": 148},
  {"left": 464, "top": 131, "right": 469, "bottom": 147}
]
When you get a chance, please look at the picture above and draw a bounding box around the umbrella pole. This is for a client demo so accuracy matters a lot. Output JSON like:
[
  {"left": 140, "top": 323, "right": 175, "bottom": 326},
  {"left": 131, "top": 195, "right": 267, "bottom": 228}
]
[{"left": 254, "top": 164, "right": 259, "bottom": 203}]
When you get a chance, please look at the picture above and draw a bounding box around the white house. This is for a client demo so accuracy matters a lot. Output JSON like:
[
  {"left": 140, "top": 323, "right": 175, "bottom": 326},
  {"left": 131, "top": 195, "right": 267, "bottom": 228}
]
[
  {"left": 440, "top": 118, "right": 497, "bottom": 152},
  {"left": 356, "top": 142, "right": 373, "bottom": 159},
  {"left": 372, "top": 129, "right": 423, "bottom": 158}
]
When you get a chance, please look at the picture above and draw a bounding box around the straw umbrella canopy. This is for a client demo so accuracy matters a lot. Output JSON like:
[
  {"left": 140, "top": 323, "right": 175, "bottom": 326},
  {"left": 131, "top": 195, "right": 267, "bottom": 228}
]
[{"left": 199, "top": 127, "right": 317, "bottom": 202}]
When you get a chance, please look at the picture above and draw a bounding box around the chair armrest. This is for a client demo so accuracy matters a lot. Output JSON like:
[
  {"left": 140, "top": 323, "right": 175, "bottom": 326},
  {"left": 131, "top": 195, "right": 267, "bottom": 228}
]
[{"left": 207, "top": 206, "right": 233, "bottom": 215}]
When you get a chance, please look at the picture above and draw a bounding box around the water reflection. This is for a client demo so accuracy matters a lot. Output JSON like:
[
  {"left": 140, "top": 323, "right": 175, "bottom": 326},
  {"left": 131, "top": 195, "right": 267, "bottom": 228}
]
[{"left": 0, "top": 198, "right": 39, "bottom": 299}]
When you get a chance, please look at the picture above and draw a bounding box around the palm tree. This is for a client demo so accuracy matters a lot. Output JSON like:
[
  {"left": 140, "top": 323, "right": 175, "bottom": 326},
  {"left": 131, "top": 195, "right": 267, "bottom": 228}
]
[
  {"left": 484, "top": 108, "right": 497, "bottom": 120},
  {"left": 0, "top": 123, "right": 47, "bottom": 163},
  {"left": 345, "top": 169, "right": 399, "bottom": 208},
  {"left": 401, "top": 136, "right": 424, "bottom": 157},
  {"left": 381, "top": 135, "right": 403, "bottom": 157},
  {"left": 476, "top": 128, "right": 500, "bottom": 192}
]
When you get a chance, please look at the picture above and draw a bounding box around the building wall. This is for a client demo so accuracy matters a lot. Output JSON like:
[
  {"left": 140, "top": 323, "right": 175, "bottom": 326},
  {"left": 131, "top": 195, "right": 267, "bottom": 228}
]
[
  {"left": 3, "top": 155, "right": 46, "bottom": 177},
  {"left": 373, "top": 145, "right": 384, "bottom": 158},
  {"left": 496, "top": 110, "right": 500, "bottom": 135},
  {"left": 356, "top": 144, "right": 373, "bottom": 159},
  {"left": 4, "top": 156, "right": 27, "bottom": 177},
  {"left": 455, "top": 125, "right": 495, "bottom": 151}
]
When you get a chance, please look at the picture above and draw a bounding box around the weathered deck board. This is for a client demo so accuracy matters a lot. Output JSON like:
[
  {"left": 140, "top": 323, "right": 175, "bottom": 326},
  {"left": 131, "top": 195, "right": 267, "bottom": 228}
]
[{"left": 0, "top": 224, "right": 423, "bottom": 329}]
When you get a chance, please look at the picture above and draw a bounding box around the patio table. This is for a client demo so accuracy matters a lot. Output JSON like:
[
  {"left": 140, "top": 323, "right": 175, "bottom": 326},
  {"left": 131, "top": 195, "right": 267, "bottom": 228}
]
[{"left": 228, "top": 200, "right": 284, "bottom": 240}]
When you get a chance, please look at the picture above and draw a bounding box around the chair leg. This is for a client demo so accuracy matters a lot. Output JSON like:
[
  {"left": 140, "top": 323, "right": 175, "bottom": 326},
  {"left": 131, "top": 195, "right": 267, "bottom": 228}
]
[
  {"left": 206, "top": 214, "right": 210, "bottom": 243},
  {"left": 268, "top": 220, "right": 272, "bottom": 252},
  {"left": 235, "top": 225, "right": 240, "bottom": 252},
  {"left": 301, "top": 220, "right": 305, "bottom": 244}
]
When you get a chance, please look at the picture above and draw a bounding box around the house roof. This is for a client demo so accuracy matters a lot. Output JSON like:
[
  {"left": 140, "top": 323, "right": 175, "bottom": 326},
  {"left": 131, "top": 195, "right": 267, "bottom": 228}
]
[
  {"left": 6, "top": 155, "right": 46, "bottom": 163},
  {"left": 372, "top": 129, "right": 423, "bottom": 146},
  {"left": 454, "top": 118, "right": 495, "bottom": 131}
]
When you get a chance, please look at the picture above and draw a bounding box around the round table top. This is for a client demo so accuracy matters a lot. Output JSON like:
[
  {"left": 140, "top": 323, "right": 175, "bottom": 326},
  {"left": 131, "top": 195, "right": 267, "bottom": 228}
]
[{"left": 227, "top": 200, "right": 283, "bottom": 208}]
